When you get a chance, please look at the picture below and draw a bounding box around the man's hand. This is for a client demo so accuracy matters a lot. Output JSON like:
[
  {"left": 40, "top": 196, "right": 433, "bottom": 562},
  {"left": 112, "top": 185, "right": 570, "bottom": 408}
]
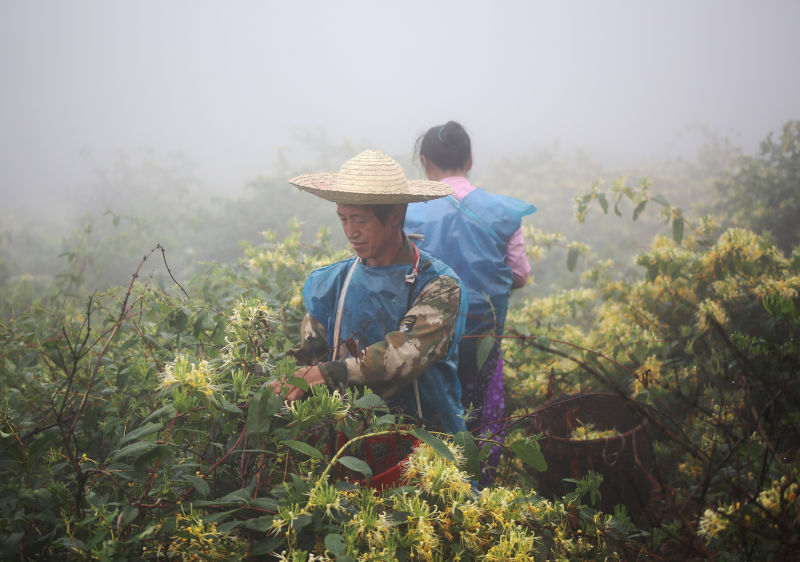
[{"left": 268, "top": 365, "right": 326, "bottom": 402}]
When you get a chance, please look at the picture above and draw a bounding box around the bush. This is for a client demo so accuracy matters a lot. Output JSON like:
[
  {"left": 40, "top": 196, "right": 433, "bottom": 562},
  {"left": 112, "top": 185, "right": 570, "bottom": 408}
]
[
  {"left": 2, "top": 162, "right": 798, "bottom": 560},
  {"left": 504, "top": 186, "right": 800, "bottom": 559},
  {"left": 715, "top": 120, "right": 800, "bottom": 255}
]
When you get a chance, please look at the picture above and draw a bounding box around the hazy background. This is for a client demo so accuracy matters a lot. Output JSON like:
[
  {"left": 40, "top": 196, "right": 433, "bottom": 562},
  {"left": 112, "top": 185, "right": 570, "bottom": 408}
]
[{"left": 2, "top": 0, "right": 798, "bottom": 216}]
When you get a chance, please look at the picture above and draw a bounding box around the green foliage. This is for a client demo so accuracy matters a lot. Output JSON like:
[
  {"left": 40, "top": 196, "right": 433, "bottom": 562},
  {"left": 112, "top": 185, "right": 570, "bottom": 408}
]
[
  {"left": 483, "top": 136, "right": 736, "bottom": 299},
  {"left": 510, "top": 436, "right": 548, "bottom": 472},
  {"left": 715, "top": 120, "right": 800, "bottom": 254},
  {"left": 1, "top": 225, "right": 635, "bottom": 560},
  {"left": 504, "top": 185, "right": 800, "bottom": 558},
  {"left": 2, "top": 131, "right": 798, "bottom": 559}
]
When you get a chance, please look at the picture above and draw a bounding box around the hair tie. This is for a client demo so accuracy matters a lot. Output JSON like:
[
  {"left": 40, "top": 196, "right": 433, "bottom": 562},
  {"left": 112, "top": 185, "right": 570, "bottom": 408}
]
[{"left": 437, "top": 126, "right": 447, "bottom": 144}]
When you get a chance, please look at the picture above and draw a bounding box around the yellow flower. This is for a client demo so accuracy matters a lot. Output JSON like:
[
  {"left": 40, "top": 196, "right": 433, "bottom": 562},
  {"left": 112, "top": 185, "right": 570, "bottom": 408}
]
[
  {"left": 698, "top": 507, "right": 730, "bottom": 538},
  {"left": 158, "top": 354, "right": 221, "bottom": 404}
]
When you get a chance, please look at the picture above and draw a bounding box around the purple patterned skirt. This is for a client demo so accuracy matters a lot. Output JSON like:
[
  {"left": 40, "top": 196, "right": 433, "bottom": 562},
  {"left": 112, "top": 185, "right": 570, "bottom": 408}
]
[{"left": 458, "top": 340, "right": 505, "bottom": 487}]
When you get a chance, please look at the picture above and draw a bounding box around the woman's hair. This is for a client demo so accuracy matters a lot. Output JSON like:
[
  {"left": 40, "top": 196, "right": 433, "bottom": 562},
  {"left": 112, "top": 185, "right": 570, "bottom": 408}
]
[{"left": 415, "top": 120, "right": 472, "bottom": 171}]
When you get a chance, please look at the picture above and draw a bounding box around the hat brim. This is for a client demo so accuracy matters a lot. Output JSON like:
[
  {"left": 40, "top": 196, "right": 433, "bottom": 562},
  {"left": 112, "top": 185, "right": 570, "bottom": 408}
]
[{"left": 289, "top": 173, "right": 452, "bottom": 204}]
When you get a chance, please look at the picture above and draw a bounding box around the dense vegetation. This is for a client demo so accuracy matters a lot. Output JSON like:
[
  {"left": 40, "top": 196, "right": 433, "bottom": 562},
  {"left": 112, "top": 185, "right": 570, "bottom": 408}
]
[{"left": 1, "top": 123, "right": 798, "bottom": 560}]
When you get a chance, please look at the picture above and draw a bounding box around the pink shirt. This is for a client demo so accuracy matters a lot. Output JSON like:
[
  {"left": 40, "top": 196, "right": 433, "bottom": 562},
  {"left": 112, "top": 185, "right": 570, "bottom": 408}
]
[{"left": 441, "top": 176, "right": 531, "bottom": 287}]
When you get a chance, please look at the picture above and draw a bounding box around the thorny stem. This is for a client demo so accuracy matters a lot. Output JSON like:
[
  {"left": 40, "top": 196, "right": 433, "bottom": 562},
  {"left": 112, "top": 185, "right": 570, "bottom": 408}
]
[
  {"left": 130, "top": 316, "right": 164, "bottom": 373},
  {"left": 142, "top": 409, "right": 183, "bottom": 497},
  {"left": 464, "top": 332, "right": 637, "bottom": 380},
  {"left": 56, "top": 293, "right": 94, "bottom": 422},
  {"left": 179, "top": 423, "right": 249, "bottom": 502},
  {"left": 158, "top": 244, "right": 191, "bottom": 301},
  {"left": 68, "top": 247, "right": 156, "bottom": 434},
  {"left": 253, "top": 453, "right": 269, "bottom": 498}
]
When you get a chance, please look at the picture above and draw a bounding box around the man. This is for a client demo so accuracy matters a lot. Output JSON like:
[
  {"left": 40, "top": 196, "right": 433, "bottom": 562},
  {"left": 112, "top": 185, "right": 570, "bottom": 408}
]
[{"left": 270, "top": 149, "right": 468, "bottom": 434}]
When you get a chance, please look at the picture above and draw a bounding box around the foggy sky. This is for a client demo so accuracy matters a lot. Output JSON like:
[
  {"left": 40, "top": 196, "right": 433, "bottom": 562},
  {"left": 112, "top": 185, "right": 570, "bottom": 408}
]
[{"left": 1, "top": 0, "right": 799, "bottom": 212}]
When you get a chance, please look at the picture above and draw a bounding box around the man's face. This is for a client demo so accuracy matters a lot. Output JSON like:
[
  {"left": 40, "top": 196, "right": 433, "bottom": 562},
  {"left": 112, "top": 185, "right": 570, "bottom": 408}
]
[{"left": 336, "top": 204, "right": 400, "bottom": 267}]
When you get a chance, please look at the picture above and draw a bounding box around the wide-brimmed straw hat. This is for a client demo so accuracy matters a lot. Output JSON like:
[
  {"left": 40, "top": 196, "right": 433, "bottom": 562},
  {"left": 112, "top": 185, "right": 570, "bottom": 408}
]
[{"left": 288, "top": 149, "right": 451, "bottom": 204}]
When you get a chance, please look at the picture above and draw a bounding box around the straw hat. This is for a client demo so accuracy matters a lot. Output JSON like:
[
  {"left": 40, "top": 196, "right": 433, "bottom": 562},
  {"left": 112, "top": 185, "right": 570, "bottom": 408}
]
[{"left": 288, "top": 149, "right": 451, "bottom": 204}]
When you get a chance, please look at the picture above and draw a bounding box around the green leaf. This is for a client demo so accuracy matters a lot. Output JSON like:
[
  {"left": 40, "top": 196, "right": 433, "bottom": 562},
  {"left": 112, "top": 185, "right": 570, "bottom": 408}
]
[
  {"left": 183, "top": 474, "right": 210, "bottom": 498},
  {"left": 193, "top": 311, "right": 217, "bottom": 335},
  {"left": 597, "top": 193, "right": 609, "bottom": 213},
  {"left": 651, "top": 194, "right": 670, "bottom": 207},
  {"left": 353, "top": 392, "right": 387, "bottom": 409},
  {"left": 567, "top": 247, "right": 579, "bottom": 272},
  {"left": 325, "top": 533, "right": 347, "bottom": 556},
  {"left": 289, "top": 473, "right": 310, "bottom": 494},
  {"left": 288, "top": 375, "right": 309, "bottom": 392},
  {"left": 453, "top": 431, "right": 480, "bottom": 479},
  {"left": 218, "top": 488, "right": 251, "bottom": 504},
  {"left": 143, "top": 404, "right": 177, "bottom": 423},
  {"left": 132, "top": 445, "right": 171, "bottom": 472},
  {"left": 86, "top": 528, "right": 107, "bottom": 549},
  {"left": 217, "top": 395, "right": 243, "bottom": 414},
  {"left": 410, "top": 428, "right": 454, "bottom": 463},
  {"left": 121, "top": 505, "right": 139, "bottom": 526},
  {"left": 244, "top": 515, "right": 276, "bottom": 532},
  {"left": 672, "top": 215, "right": 684, "bottom": 244},
  {"left": 290, "top": 513, "right": 312, "bottom": 531},
  {"left": 476, "top": 335, "right": 495, "bottom": 371},
  {"left": 216, "top": 519, "right": 243, "bottom": 533},
  {"left": 251, "top": 536, "right": 284, "bottom": 555},
  {"left": 632, "top": 200, "right": 647, "bottom": 221},
  {"left": 119, "top": 422, "right": 163, "bottom": 445},
  {"left": 247, "top": 389, "right": 282, "bottom": 439},
  {"left": 282, "top": 439, "right": 325, "bottom": 460},
  {"left": 110, "top": 441, "right": 156, "bottom": 461},
  {"left": 338, "top": 455, "right": 372, "bottom": 479},
  {"left": 250, "top": 497, "right": 278, "bottom": 511},
  {"left": 511, "top": 438, "right": 548, "bottom": 472},
  {"left": 169, "top": 308, "right": 190, "bottom": 333},
  {"left": 372, "top": 414, "right": 396, "bottom": 427}
]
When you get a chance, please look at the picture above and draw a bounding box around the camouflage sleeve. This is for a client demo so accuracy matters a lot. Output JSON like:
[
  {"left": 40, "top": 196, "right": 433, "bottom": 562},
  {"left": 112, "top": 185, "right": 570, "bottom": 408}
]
[
  {"left": 288, "top": 313, "right": 330, "bottom": 366},
  {"left": 316, "top": 275, "right": 462, "bottom": 398}
]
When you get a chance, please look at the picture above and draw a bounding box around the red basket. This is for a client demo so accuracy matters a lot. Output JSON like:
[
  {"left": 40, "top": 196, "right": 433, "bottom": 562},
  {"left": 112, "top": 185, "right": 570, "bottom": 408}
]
[
  {"left": 328, "top": 430, "right": 420, "bottom": 491},
  {"left": 357, "top": 432, "right": 420, "bottom": 490}
]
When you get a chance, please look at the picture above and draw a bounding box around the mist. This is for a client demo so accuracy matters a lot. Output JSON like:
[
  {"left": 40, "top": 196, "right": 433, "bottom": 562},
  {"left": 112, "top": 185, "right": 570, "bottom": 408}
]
[{"left": 1, "top": 1, "right": 798, "bottom": 232}]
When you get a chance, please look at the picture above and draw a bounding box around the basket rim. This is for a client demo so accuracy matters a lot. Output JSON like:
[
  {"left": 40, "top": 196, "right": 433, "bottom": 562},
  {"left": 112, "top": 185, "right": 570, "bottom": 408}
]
[{"left": 527, "top": 392, "right": 650, "bottom": 444}]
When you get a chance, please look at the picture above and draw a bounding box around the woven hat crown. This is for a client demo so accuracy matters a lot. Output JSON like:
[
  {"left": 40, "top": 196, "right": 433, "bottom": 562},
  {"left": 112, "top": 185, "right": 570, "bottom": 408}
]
[
  {"left": 288, "top": 149, "right": 451, "bottom": 204},
  {"left": 336, "top": 149, "right": 408, "bottom": 195}
]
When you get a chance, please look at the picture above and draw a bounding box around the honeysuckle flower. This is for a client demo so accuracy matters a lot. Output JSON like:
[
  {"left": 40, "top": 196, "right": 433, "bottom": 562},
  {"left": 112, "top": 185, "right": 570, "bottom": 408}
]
[{"left": 158, "top": 354, "right": 221, "bottom": 404}]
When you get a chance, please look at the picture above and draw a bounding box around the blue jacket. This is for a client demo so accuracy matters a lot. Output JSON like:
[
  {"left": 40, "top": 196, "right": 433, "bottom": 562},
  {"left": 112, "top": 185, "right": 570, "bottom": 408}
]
[
  {"left": 405, "top": 188, "right": 536, "bottom": 339},
  {"left": 303, "top": 248, "right": 468, "bottom": 434}
]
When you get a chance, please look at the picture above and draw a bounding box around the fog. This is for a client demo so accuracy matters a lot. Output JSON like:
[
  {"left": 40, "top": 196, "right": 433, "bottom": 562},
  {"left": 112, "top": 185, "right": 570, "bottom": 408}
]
[{"left": 1, "top": 0, "right": 799, "bottom": 215}]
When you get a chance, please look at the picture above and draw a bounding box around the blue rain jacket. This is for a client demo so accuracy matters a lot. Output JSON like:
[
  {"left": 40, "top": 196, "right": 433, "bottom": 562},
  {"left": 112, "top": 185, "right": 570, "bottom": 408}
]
[
  {"left": 303, "top": 249, "right": 468, "bottom": 434},
  {"left": 405, "top": 188, "right": 536, "bottom": 339}
]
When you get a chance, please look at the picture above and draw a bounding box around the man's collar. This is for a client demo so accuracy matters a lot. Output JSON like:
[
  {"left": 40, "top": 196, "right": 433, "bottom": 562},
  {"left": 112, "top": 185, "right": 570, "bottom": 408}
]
[{"left": 391, "top": 235, "right": 415, "bottom": 265}]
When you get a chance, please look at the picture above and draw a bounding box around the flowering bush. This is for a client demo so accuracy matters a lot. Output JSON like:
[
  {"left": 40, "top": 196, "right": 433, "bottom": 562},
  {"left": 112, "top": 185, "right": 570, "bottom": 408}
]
[
  {"left": 1, "top": 177, "right": 798, "bottom": 560},
  {"left": 503, "top": 183, "right": 800, "bottom": 558}
]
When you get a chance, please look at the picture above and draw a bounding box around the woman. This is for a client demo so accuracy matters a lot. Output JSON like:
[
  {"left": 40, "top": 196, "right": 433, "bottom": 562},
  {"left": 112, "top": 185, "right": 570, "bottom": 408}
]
[{"left": 405, "top": 121, "right": 536, "bottom": 482}]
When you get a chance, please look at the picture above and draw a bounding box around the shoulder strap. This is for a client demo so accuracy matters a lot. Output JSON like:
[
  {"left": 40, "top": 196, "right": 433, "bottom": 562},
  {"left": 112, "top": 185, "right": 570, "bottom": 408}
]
[
  {"left": 405, "top": 241, "right": 425, "bottom": 421},
  {"left": 331, "top": 257, "right": 360, "bottom": 361},
  {"left": 331, "top": 251, "right": 426, "bottom": 423}
]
